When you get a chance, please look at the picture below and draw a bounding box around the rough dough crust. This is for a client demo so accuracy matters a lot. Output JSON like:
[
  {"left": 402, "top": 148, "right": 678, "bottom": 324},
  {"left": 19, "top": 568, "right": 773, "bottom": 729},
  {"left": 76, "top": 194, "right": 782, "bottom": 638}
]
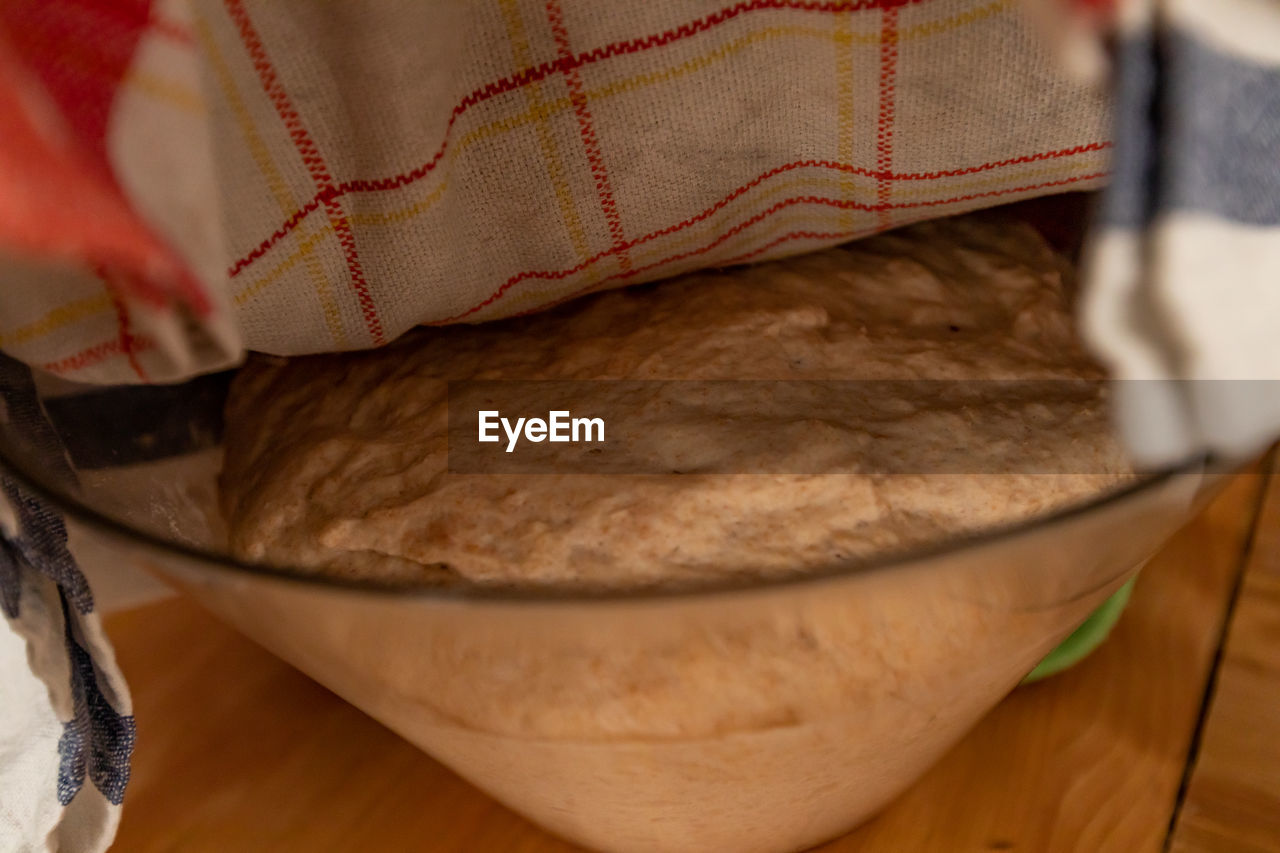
[{"left": 219, "top": 215, "right": 1132, "bottom": 589}]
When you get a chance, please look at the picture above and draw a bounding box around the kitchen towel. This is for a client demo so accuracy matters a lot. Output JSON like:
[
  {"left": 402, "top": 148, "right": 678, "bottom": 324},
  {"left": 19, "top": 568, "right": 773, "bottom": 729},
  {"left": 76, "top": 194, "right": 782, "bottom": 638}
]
[
  {"left": 0, "top": 356, "right": 135, "bottom": 853},
  {"left": 0, "top": 0, "right": 1114, "bottom": 384},
  {"left": 1082, "top": 0, "right": 1280, "bottom": 466}
]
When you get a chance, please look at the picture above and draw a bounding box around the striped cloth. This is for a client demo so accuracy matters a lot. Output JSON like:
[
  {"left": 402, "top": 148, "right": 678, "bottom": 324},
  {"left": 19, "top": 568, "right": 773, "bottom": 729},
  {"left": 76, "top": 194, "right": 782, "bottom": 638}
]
[
  {"left": 1084, "top": 0, "right": 1280, "bottom": 466},
  {"left": 2, "top": 1, "right": 1279, "bottom": 851},
  {"left": 0, "top": 355, "right": 137, "bottom": 853}
]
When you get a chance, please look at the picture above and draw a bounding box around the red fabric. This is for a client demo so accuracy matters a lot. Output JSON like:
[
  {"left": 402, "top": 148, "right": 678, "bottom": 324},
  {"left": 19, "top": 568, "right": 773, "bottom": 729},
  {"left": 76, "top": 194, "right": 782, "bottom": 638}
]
[
  {"left": 0, "top": 0, "right": 149, "bottom": 164},
  {"left": 0, "top": 0, "right": 208, "bottom": 316},
  {"left": 1060, "top": 0, "right": 1116, "bottom": 25}
]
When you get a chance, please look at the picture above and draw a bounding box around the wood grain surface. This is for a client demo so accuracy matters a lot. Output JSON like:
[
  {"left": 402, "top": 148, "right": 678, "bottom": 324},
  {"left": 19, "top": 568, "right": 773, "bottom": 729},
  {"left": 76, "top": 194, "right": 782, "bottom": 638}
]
[
  {"left": 106, "top": 471, "right": 1273, "bottom": 852},
  {"left": 1170, "top": 465, "right": 1280, "bottom": 853}
]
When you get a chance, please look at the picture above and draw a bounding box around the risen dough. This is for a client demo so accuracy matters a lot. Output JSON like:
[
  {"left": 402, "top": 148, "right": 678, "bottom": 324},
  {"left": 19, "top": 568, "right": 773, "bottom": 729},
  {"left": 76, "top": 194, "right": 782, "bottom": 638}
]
[{"left": 219, "top": 214, "right": 1132, "bottom": 588}]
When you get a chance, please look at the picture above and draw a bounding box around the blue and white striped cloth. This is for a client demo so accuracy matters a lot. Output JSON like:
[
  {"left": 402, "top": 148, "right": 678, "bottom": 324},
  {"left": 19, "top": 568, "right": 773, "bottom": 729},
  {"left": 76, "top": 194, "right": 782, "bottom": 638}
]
[
  {"left": 1, "top": 355, "right": 136, "bottom": 853},
  {"left": 0, "top": 355, "right": 224, "bottom": 852},
  {"left": 1084, "top": 0, "right": 1280, "bottom": 467}
]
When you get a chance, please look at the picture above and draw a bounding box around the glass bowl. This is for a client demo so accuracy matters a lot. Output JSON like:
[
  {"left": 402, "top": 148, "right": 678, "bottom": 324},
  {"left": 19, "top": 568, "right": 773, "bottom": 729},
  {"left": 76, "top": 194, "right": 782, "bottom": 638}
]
[{"left": 0, "top": 360, "right": 1218, "bottom": 853}]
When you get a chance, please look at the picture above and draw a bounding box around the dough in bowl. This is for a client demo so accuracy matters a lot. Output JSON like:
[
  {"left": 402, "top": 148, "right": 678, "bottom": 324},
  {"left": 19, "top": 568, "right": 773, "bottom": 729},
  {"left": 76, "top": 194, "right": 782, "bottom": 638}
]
[{"left": 218, "top": 213, "right": 1133, "bottom": 588}]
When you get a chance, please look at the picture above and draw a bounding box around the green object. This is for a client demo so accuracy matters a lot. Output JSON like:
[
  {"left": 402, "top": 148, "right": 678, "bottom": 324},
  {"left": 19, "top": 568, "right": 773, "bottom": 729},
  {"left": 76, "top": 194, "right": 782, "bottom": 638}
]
[{"left": 1022, "top": 576, "right": 1137, "bottom": 684}]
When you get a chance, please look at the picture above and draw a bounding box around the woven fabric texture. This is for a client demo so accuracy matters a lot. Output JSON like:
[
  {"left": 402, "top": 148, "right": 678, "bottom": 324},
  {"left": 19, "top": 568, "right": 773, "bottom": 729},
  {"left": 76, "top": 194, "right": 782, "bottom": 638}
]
[{"left": 0, "top": 0, "right": 1111, "bottom": 383}]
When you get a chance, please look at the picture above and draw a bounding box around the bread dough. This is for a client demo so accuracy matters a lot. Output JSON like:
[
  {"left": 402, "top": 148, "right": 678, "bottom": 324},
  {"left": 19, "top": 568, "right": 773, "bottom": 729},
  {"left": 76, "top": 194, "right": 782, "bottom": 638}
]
[{"left": 219, "top": 214, "right": 1132, "bottom": 588}]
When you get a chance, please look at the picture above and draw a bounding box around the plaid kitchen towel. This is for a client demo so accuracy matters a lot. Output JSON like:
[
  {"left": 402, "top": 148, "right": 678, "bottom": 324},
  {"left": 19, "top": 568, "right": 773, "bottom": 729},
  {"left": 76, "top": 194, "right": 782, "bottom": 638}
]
[
  {"left": 1, "top": 0, "right": 1279, "bottom": 851},
  {"left": 0, "top": 0, "right": 1115, "bottom": 385}
]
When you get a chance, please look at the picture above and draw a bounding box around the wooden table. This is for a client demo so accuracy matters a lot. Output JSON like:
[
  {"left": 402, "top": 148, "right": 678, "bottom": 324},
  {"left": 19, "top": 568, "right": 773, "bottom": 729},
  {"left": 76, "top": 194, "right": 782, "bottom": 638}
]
[{"left": 106, "top": 466, "right": 1280, "bottom": 852}]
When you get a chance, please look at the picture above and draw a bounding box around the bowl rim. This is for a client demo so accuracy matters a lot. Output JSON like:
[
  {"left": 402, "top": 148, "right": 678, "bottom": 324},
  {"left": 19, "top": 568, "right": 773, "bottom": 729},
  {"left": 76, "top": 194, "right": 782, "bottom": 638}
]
[{"left": 0, "top": 439, "right": 1208, "bottom": 603}]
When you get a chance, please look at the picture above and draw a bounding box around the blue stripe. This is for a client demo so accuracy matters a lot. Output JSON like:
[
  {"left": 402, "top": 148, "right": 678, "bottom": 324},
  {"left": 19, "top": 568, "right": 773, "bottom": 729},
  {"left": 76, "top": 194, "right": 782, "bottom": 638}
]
[
  {"left": 1104, "top": 27, "right": 1280, "bottom": 228},
  {"left": 0, "top": 354, "right": 79, "bottom": 487},
  {"left": 1100, "top": 32, "right": 1161, "bottom": 229},
  {"left": 39, "top": 371, "right": 232, "bottom": 470},
  {"left": 0, "top": 476, "right": 92, "bottom": 614},
  {"left": 1164, "top": 29, "right": 1280, "bottom": 225},
  {"left": 56, "top": 594, "right": 136, "bottom": 807}
]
